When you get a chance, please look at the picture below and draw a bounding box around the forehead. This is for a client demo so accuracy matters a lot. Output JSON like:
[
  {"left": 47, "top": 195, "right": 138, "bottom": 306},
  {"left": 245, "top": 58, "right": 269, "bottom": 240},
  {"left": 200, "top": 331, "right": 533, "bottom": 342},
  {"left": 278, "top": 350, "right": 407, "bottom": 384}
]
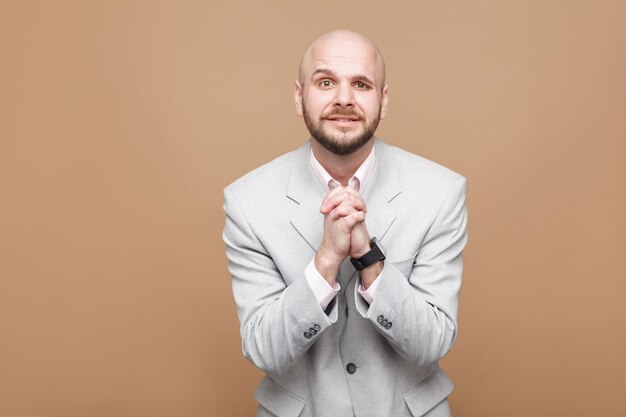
[{"left": 306, "top": 40, "right": 380, "bottom": 81}]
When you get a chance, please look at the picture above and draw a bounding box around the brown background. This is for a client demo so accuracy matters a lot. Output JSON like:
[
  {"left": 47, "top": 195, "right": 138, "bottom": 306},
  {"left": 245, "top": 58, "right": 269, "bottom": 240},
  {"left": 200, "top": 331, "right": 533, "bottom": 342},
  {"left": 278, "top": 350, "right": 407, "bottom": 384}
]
[{"left": 1, "top": 1, "right": 625, "bottom": 416}]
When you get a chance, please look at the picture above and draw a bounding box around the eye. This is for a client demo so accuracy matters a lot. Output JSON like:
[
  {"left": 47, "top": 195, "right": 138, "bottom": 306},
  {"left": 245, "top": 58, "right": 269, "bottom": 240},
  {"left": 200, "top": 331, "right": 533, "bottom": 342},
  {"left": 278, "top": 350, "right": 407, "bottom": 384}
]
[
  {"left": 319, "top": 80, "right": 334, "bottom": 88},
  {"left": 354, "top": 81, "right": 369, "bottom": 89}
]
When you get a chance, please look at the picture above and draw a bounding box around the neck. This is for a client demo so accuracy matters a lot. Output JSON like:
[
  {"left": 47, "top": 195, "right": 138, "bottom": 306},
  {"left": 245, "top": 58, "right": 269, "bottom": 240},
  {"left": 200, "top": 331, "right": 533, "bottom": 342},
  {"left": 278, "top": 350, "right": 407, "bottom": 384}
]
[{"left": 311, "top": 139, "right": 374, "bottom": 186}]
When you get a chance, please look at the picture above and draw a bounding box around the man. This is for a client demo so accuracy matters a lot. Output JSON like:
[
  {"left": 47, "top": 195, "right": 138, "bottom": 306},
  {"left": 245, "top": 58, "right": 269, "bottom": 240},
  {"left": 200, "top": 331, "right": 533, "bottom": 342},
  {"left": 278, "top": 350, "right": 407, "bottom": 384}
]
[{"left": 223, "top": 30, "right": 468, "bottom": 417}]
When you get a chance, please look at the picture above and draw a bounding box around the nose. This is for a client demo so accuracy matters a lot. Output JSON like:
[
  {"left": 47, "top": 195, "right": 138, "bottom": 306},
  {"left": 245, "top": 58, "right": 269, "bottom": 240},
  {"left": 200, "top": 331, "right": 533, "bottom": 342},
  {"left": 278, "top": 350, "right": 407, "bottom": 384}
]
[{"left": 333, "top": 82, "right": 355, "bottom": 108}]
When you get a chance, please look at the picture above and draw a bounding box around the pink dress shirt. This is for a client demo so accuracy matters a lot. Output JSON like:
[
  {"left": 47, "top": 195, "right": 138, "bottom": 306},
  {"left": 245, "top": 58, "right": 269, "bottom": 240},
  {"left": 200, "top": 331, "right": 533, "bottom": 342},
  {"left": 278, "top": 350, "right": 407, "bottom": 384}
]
[{"left": 305, "top": 146, "right": 383, "bottom": 310}]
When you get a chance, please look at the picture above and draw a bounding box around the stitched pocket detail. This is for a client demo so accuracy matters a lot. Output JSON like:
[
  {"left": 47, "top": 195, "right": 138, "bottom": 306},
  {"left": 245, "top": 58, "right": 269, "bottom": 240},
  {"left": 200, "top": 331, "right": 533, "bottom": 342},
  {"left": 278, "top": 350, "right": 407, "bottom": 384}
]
[
  {"left": 254, "top": 376, "right": 306, "bottom": 417},
  {"left": 403, "top": 368, "right": 454, "bottom": 416}
]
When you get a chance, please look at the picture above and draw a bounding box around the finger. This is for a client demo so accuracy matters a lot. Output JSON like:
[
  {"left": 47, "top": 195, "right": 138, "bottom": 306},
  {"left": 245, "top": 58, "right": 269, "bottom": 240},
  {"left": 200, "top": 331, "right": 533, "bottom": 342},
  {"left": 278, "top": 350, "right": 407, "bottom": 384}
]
[
  {"left": 330, "top": 203, "right": 357, "bottom": 220},
  {"left": 320, "top": 186, "right": 346, "bottom": 213},
  {"left": 351, "top": 196, "right": 366, "bottom": 213},
  {"left": 329, "top": 196, "right": 362, "bottom": 219},
  {"left": 343, "top": 187, "right": 367, "bottom": 212},
  {"left": 340, "top": 210, "right": 366, "bottom": 230},
  {"left": 320, "top": 186, "right": 349, "bottom": 214}
]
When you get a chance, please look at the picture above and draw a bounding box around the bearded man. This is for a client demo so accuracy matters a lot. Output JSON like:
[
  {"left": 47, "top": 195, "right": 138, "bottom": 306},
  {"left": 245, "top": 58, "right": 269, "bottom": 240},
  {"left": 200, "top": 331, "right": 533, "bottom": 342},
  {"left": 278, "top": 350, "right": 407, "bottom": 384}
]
[{"left": 223, "top": 29, "right": 468, "bottom": 417}]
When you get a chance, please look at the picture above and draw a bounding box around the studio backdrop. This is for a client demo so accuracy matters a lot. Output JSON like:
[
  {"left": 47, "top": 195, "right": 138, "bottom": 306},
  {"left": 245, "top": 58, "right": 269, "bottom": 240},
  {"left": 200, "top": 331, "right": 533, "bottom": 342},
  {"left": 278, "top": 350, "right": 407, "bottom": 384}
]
[{"left": 1, "top": 1, "right": 625, "bottom": 416}]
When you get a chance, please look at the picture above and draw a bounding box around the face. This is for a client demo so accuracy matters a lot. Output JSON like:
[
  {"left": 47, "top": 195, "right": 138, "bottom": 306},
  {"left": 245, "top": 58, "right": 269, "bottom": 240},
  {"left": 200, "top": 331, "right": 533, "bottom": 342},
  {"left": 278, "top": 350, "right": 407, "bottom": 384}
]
[{"left": 295, "top": 38, "right": 388, "bottom": 156}]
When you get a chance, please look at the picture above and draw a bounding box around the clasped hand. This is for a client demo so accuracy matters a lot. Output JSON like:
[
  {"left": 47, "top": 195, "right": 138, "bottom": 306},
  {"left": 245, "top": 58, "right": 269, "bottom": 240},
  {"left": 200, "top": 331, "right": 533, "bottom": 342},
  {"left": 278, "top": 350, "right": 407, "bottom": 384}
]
[{"left": 314, "top": 185, "right": 371, "bottom": 285}]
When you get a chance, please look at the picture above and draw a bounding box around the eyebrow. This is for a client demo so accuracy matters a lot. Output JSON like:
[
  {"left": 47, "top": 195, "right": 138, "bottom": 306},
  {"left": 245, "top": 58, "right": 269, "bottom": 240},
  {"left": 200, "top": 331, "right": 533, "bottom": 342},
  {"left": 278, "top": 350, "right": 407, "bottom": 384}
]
[{"left": 311, "top": 68, "right": 375, "bottom": 86}]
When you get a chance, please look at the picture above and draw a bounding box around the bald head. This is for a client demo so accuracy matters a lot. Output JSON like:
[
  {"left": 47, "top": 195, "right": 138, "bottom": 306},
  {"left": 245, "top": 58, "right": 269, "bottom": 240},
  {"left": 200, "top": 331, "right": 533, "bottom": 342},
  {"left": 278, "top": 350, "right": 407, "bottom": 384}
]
[{"left": 298, "top": 30, "right": 386, "bottom": 90}]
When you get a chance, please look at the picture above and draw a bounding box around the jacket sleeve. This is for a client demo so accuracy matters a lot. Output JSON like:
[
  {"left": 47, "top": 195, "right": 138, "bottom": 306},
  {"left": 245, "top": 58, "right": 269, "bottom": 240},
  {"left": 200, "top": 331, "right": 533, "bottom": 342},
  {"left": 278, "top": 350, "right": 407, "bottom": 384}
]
[
  {"left": 222, "top": 187, "right": 337, "bottom": 375},
  {"left": 355, "top": 176, "right": 468, "bottom": 367}
]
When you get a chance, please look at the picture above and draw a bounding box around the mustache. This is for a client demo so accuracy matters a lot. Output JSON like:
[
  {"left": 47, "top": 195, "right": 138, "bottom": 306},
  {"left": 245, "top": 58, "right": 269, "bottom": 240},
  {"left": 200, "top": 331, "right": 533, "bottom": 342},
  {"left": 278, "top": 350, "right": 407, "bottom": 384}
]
[{"left": 322, "top": 108, "right": 362, "bottom": 118}]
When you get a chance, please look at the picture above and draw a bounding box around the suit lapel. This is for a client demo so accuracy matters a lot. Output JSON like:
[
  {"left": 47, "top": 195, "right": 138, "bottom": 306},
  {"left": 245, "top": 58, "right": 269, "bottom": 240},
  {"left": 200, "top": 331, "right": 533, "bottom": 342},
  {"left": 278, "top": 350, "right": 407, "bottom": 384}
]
[
  {"left": 287, "top": 141, "right": 326, "bottom": 252},
  {"left": 362, "top": 139, "right": 401, "bottom": 243},
  {"left": 287, "top": 138, "right": 402, "bottom": 252}
]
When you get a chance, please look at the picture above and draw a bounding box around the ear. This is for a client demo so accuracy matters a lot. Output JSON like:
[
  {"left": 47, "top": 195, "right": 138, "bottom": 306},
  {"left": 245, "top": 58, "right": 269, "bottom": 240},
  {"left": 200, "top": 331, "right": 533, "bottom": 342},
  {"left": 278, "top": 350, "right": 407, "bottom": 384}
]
[
  {"left": 294, "top": 80, "right": 304, "bottom": 117},
  {"left": 379, "top": 84, "right": 389, "bottom": 120}
]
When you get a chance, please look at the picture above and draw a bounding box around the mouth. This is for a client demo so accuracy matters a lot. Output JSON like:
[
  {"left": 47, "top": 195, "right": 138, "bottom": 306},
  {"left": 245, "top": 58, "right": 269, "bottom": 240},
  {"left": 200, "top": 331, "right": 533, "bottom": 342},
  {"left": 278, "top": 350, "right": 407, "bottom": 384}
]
[{"left": 325, "top": 115, "right": 361, "bottom": 127}]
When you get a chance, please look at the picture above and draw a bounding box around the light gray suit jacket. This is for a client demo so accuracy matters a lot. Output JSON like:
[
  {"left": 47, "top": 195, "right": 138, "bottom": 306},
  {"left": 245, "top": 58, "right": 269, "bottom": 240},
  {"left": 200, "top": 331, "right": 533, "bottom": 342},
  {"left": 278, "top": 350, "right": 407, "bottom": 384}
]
[{"left": 223, "top": 138, "right": 468, "bottom": 417}]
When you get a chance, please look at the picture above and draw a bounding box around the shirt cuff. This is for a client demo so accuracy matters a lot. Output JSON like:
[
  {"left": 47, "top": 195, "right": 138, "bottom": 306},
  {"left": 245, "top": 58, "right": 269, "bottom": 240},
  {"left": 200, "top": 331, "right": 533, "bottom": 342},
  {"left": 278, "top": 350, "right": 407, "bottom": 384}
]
[
  {"left": 357, "top": 262, "right": 385, "bottom": 305},
  {"left": 305, "top": 258, "right": 340, "bottom": 311}
]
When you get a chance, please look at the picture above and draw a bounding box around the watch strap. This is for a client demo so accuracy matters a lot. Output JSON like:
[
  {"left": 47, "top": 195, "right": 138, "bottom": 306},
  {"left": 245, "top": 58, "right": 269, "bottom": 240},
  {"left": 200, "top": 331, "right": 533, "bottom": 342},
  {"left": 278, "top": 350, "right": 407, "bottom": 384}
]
[{"left": 350, "top": 238, "right": 386, "bottom": 271}]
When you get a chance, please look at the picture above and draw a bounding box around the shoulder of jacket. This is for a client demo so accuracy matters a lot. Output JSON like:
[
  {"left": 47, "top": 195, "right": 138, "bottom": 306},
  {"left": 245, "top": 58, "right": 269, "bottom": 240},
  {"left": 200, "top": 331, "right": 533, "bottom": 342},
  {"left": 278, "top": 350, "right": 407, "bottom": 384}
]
[{"left": 385, "top": 143, "right": 466, "bottom": 188}]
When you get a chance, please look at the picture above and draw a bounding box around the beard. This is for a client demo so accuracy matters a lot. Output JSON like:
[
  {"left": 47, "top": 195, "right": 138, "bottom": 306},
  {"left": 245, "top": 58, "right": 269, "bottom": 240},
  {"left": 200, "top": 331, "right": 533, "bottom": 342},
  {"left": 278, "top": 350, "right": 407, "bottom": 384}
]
[{"left": 303, "top": 104, "right": 380, "bottom": 156}]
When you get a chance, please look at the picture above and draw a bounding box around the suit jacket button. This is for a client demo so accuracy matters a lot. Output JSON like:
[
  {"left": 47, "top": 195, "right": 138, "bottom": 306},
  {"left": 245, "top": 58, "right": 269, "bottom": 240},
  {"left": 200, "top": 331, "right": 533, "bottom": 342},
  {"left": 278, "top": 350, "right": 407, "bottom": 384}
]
[
  {"left": 385, "top": 322, "right": 393, "bottom": 329},
  {"left": 377, "top": 315, "right": 384, "bottom": 323},
  {"left": 304, "top": 332, "right": 312, "bottom": 339},
  {"left": 380, "top": 318, "right": 388, "bottom": 326},
  {"left": 309, "top": 327, "right": 317, "bottom": 335},
  {"left": 313, "top": 324, "right": 321, "bottom": 331},
  {"left": 346, "top": 363, "right": 357, "bottom": 374}
]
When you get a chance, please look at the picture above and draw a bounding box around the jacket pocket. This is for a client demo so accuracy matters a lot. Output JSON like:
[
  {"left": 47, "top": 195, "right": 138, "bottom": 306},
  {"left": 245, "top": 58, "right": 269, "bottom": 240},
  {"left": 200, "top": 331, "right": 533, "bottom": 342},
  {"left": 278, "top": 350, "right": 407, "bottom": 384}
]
[
  {"left": 254, "top": 376, "right": 306, "bottom": 417},
  {"left": 403, "top": 368, "right": 454, "bottom": 416}
]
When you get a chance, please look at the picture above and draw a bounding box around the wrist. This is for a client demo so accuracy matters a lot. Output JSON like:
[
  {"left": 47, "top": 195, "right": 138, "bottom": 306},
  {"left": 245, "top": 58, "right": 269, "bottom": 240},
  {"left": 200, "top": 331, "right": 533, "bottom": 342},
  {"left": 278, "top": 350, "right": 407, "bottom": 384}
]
[
  {"left": 314, "top": 248, "right": 343, "bottom": 284},
  {"left": 351, "top": 244, "right": 370, "bottom": 259},
  {"left": 360, "top": 260, "right": 383, "bottom": 289},
  {"left": 350, "top": 237, "right": 385, "bottom": 272}
]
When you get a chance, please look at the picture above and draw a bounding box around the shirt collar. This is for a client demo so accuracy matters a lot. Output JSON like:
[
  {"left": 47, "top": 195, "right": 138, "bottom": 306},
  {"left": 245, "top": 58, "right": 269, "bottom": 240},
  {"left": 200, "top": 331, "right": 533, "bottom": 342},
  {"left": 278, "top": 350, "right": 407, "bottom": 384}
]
[{"left": 309, "top": 145, "right": 376, "bottom": 193}]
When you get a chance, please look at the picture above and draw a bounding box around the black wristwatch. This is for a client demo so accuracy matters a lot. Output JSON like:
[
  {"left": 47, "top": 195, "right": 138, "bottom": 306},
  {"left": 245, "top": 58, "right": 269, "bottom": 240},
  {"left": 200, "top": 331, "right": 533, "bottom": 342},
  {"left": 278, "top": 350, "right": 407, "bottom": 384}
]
[{"left": 350, "top": 237, "right": 386, "bottom": 271}]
